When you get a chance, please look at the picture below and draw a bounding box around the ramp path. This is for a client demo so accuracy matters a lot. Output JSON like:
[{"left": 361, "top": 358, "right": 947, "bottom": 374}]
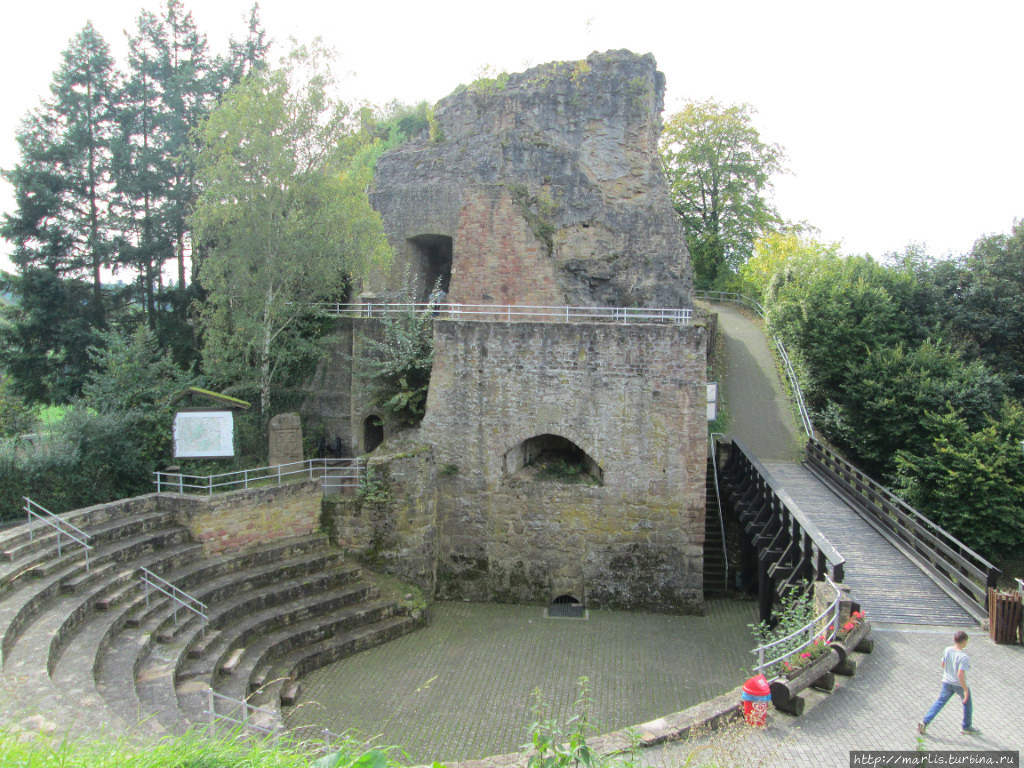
[{"left": 707, "top": 298, "right": 974, "bottom": 626}]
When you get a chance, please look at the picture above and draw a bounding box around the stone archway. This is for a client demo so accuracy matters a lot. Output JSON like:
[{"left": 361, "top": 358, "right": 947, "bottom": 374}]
[
  {"left": 502, "top": 433, "right": 604, "bottom": 485},
  {"left": 408, "top": 234, "right": 452, "bottom": 302},
  {"left": 363, "top": 415, "right": 384, "bottom": 453}
]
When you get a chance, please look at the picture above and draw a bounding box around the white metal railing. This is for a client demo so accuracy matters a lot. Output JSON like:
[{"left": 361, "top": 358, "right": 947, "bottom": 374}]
[
  {"left": 208, "top": 688, "right": 277, "bottom": 735},
  {"left": 207, "top": 688, "right": 348, "bottom": 749},
  {"left": 708, "top": 433, "right": 729, "bottom": 590},
  {"left": 24, "top": 497, "right": 92, "bottom": 571},
  {"left": 316, "top": 302, "right": 693, "bottom": 325},
  {"left": 154, "top": 458, "right": 364, "bottom": 496},
  {"left": 140, "top": 567, "right": 207, "bottom": 627},
  {"left": 753, "top": 578, "right": 842, "bottom": 679},
  {"left": 695, "top": 290, "right": 814, "bottom": 438},
  {"left": 774, "top": 336, "right": 814, "bottom": 439}
]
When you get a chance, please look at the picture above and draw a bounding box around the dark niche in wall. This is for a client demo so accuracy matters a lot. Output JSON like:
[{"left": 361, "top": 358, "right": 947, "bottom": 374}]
[{"left": 503, "top": 433, "right": 604, "bottom": 485}]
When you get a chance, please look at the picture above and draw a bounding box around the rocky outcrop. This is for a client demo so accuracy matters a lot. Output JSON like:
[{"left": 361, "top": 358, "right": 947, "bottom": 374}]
[{"left": 369, "top": 50, "right": 692, "bottom": 308}]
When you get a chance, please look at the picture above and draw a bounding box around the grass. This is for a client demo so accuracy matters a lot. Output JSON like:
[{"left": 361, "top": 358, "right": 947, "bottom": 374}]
[{"left": 0, "top": 727, "right": 387, "bottom": 768}]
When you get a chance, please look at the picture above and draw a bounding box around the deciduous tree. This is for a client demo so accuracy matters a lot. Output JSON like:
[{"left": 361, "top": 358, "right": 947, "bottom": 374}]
[
  {"left": 192, "top": 42, "right": 391, "bottom": 418},
  {"left": 660, "top": 100, "right": 786, "bottom": 287}
]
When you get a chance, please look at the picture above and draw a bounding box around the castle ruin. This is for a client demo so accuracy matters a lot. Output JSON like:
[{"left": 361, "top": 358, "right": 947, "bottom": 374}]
[{"left": 308, "top": 50, "right": 709, "bottom": 613}]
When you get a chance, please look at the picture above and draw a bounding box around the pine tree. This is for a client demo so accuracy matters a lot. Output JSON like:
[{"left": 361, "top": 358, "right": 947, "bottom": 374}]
[{"left": 2, "top": 23, "right": 119, "bottom": 314}]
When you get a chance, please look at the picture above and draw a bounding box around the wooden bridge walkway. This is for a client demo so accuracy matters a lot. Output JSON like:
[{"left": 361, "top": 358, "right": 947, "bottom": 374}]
[{"left": 761, "top": 461, "right": 975, "bottom": 626}]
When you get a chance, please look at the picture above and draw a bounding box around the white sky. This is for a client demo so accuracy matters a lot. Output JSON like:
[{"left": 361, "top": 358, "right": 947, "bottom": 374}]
[{"left": 2, "top": 0, "right": 1022, "bottom": 272}]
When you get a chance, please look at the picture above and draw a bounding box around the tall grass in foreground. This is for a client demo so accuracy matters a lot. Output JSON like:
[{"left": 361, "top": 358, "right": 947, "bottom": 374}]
[{"left": 0, "top": 728, "right": 392, "bottom": 768}]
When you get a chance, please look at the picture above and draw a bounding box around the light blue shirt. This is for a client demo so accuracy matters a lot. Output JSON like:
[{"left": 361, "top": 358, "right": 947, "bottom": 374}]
[{"left": 941, "top": 644, "right": 970, "bottom": 687}]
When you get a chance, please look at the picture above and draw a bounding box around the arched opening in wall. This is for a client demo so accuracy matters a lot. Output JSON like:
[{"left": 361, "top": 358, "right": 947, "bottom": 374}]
[
  {"left": 503, "top": 434, "right": 604, "bottom": 486},
  {"left": 364, "top": 415, "right": 384, "bottom": 454},
  {"left": 408, "top": 234, "right": 452, "bottom": 302},
  {"left": 548, "top": 594, "right": 586, "bottom": 619}
]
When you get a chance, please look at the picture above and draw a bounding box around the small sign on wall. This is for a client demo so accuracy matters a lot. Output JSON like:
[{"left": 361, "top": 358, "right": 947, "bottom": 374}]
[
  {"left": 707, "top": 382, "right": 718, "bottom": 421},
  {"left": 173, "top": 410, "right": 235, "bottom": 458}
]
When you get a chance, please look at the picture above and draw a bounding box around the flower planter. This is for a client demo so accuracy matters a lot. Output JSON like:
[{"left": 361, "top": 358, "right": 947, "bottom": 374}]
[
  {"left": 768, "top": 647, "right": 841, "bottom": 716},
  {"left": 829, "top": 619, "right": 872, "bottom": 675}
]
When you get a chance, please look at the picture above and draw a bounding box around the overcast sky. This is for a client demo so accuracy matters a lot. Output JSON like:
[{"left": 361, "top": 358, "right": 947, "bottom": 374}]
[{"left": 2, "top": 0, "right": 1022, "bottom": 273}]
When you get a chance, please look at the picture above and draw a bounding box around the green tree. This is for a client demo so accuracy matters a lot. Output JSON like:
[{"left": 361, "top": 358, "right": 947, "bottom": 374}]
[
  {"left": 941, "top": 221, "right": 1024, "bottom": 398},
  {"left": 894, "top": 402, "right": 1024, "bottom": 558},
  {"left": 660, "top": 99, "right": 786, "bottom": 287},
  {"left": 357, "top": 282, "right": 435, "bottom": 429},
  {"left": 835, "top": 342, "right": 1005, "bottom": 478},
  {"left": 192, "top": 42, "right": 391, "bottom": 419},
  {"left": 2, "top": 23, "right": 119, "bottom": 312},
  {"left": 0, "top": 268, "right": 99, "bottom": 403}
]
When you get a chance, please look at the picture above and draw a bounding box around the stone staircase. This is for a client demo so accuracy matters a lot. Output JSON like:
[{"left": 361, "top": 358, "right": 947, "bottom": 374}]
[
  {"left": 703, "top": 458, "right": 730, "bottom": 595},
  {"left": 0, "top": 502, "right": 421, "bottom": 739}
]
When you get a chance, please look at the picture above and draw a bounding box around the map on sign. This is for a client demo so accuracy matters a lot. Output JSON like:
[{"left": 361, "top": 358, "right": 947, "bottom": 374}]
[{"left": 173, "top": 410, "right": 235, "bottom": 458}]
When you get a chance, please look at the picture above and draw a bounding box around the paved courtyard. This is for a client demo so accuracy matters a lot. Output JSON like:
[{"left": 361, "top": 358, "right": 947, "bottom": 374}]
[{"left": 285, "top": 598, "right": 759, "bottom": 764}]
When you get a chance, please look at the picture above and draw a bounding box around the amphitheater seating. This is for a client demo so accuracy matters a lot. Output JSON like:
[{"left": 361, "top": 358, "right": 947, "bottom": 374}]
[{"left": 0, "top": 501, "right": 420, "bottom": 739}]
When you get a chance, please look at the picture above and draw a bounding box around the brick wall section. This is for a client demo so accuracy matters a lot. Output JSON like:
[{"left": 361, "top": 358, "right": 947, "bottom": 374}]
[
  {"left": 160, "top": 480, "right": 323, "bottom": 557},
  {"left": 418, "top": 319, "right": 709, "bottom": 612},
  {"left": 451, "top": 188, "right": 563, "bottom": 306}
]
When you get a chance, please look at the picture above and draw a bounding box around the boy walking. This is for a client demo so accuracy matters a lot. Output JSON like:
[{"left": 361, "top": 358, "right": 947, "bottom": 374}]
[{"left": 917, "top": 630, "right": 980, "bottom": 735}]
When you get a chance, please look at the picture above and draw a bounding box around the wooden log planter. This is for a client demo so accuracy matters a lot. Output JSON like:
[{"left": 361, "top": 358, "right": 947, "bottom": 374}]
[{"left": 769, "top": 620, "right": 872, "bottom": 716}]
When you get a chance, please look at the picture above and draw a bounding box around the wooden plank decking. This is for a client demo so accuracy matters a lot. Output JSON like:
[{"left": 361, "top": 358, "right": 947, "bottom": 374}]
[{"left": 761, "top": 461, "right": 975, "bottom": 627}]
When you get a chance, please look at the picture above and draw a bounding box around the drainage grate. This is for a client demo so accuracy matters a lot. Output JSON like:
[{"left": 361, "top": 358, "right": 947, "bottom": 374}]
[{"left": 546, "top": 595, "right": 587, "bottom": 619}]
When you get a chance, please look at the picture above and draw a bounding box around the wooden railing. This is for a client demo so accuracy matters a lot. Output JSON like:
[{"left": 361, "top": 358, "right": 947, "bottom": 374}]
[
  {"left": 804, "top": 438, "right": 998, "bottom": 622},
  {"left": 721, "top": 438, "right": 845, "bottom": 623}
]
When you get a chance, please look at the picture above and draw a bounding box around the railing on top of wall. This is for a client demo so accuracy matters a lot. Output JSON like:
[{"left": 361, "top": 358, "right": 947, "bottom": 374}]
[
  {"left": 314, "top": 302, "right": 693, "bottom": 325},
  {"left": 153, "top": 458, "right": 364, "bottom": 496},
  {"left": 804, "top": 438, "right": 999, "bottom": 622},
  {"left": 695, "top": 290, "right": 814, "bottom": 439}
]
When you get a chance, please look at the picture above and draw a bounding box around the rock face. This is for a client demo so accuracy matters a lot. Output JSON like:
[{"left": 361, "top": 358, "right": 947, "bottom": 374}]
[{"left": 368, "top": 50, "right": 692, "bottom": 309}]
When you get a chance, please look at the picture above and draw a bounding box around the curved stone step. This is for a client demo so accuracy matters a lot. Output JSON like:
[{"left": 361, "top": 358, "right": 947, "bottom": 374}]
[
  {"left": 124, "top": 536, "right": 336, "bottom": 633},
  {"left": 175, "top": 584, "right": 385, "bottom": 713},
  {"left": 214, "top": 598, "right": 396, "bottom": 707},
  {"left": 0, "top": 539, "right": 201, "bottom": 739},
  {"left": 95, "top": 536, "right": 349, "bottom": 732},
  {"left": 175, "top": 567, "right": 366, "bottom": 670},
  {"left": 1, "top": 526, "right": 193, "bottom": 666},
  {"left": 250, "top": 615, "right": 417, "bottom": 725}
]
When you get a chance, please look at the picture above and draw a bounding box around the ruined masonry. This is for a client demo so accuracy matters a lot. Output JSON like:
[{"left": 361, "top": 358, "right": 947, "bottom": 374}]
[{"left": 310, "top": 50, "right": 708, "bottom": 612}]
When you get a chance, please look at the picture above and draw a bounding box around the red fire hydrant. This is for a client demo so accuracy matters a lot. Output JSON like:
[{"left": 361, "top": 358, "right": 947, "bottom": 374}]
[{"left": 741, "top": 674, "right": 771, "bottom": 726}]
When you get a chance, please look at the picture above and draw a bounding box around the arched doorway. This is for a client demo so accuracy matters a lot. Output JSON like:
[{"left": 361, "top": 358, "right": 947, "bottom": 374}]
[
  {"left": 408, "top": 234, "right": 452, "bottom": 302},
  {"left": 364, "top": 415, "right": 384, "bottom": 453}
]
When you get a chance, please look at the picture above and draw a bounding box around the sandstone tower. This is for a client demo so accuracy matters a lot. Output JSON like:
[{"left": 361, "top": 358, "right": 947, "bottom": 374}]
[{"left": 313, "top": 51, "right": 708, "bottom": 613}]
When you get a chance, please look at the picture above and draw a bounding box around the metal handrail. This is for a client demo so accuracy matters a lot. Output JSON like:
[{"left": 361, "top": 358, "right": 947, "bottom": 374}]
[
  {"left": 208, "top": 688, "right": 277, "bottom": 735},
  {"left": 140, "top": 567, "right": 207, "bottom": 626},
  {"left": 315, "top": 302, "right": 693, "bottom": 325},
  {"left": 24, "top": 497, "right": 92, "bottom": 571},
  {"left": 774, "top": 337, "right": 814, "bottom": 439},
  {"left": 154, "top": 458, "right": 364, "bottom": 495},
  {"left": 708, "top": 433, "right": 729, "bottom": 590},
  {"left": 754, "top": 577, "right": 842, "bottom": 679}
]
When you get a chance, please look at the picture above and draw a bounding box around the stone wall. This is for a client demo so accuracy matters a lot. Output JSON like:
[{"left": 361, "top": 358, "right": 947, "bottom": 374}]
[
  {"left": 322, "top": 437, "right": 438, "bottom": 592},
  {"left": 162, "top": 480, "right": 323, "bottom": 556},
  {"left": 419, "top": 319, "right": 708, "bottom": 612},
  {"left": 299, "top": 319, "right": 356, "bottom": 454}
]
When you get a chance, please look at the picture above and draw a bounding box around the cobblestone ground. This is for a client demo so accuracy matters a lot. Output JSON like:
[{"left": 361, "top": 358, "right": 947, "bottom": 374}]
[
  {"left": 285, "top": 598, "right": 758, "bottom": 764},
  {"left": 640, "top": 625, "right": 1024, "bottom": 768}
]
